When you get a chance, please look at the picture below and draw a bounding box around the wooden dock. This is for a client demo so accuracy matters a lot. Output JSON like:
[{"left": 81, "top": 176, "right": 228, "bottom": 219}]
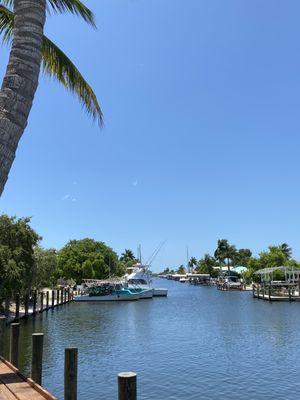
[
  {"left": 0, "top": 319, "right": 138, "bottom": 400},
  {"left": 1, "top": 288, "right": 75, "bottom": 325},
  {"left": 252, "top": 285, "right": 300, "bottom": 302},
  {"left": 0, "top": 357, "right": 57, "bottom": 400},
  {"left": 253, "top": 292, "right": 300, "bottom": 301}
]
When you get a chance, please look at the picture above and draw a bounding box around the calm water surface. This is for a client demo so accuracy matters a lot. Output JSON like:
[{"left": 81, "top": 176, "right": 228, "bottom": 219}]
[{"left": 5, "top": 279, "right": 300, "bottom": 399}]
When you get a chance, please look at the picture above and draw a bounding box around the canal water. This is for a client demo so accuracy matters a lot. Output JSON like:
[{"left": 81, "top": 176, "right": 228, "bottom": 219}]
[{"left": 4, "top": 279, "right": 300, "bottom": 399}]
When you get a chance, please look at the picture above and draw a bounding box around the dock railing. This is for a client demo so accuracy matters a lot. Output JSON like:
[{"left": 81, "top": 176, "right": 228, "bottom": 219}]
[{"left": 1, "top": 288, "right": 74, "bottom": 323}]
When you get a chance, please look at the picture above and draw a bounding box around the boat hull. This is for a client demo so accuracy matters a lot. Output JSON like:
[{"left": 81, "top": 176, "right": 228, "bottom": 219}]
[
  {"left": 128, "top": 287, "right": 154, "bottom": 299},
  {"left": 74, "top": 293, "right": 140, "bottom": 302}
]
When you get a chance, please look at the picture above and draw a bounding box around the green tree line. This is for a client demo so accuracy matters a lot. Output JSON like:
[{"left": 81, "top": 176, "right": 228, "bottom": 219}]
[
  {"left": 161, "top": 239, "right": 298, "bottom": 282},
  {"left": 0, "top": 214, "right": 137, "bottom": 305}
]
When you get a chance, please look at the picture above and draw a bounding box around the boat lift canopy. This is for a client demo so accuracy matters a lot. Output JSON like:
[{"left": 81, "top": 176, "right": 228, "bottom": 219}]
[{"left": 254, "top": 266, "right": 300, "bottom": 284}]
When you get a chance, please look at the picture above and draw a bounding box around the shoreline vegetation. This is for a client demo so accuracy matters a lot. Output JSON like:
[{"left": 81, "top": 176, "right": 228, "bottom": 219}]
[
  {"left": 159, "top": 239, "right": 298, "bottom": 284},
  {"left": 0, "top": 214, "right": 139, "bottom": 315},
  {"left": 1, "top": 213, "right": 298, "bottom": 314}
]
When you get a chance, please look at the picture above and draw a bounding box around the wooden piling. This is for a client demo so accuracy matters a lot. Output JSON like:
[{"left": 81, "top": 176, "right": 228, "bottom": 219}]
[
  {"left": 289, "top": 287, "right": 292, "bottom": 302},
  {"left": 118, "top": 372, "right": 137, "bottom": 400},
  {"left": 268, "top": 286, "right": 271, "bottom": 301},
  {"left": 33, "top": 291, "right": 37, "bottom": 314},
  {"left": 56, "top": 289, "right": 59, "bottom": 307},
  {"left": 64, "top": 348, "right": 78, "bottom": 400},
  {"left": 15, "top": 294, "right": 20, "bottom": 321},
  {"left": 10, "top": 323, "right": 20, "bottom": 368},
  {"left": 40, "top": 292, "right": 44, "bottom": 313},
  {"left": 0, "top": 316, "right": 6, "bottom": 357},
  {"left": 31, "top": 333, "right": 44, "bottom": 385},
  {"left": 51, "top": 290, "right": 55, "bottom": 308},
  {"left": 61, "top": 289, "right": 64, "bottom": 305},
  {"left": 46, "top": 291, "right": 49, "bottom": 310},
  {"left": 24, "top": 294, "right": 29, "bottom": 317}
]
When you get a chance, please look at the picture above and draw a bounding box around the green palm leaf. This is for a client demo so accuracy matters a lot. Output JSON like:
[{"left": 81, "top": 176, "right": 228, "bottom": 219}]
[
  {"left": 0, "top": 5, "right": 12, "bottom": 43},
  {"left": 0, "top": 0, "right": 95, "bottom": 26},
  {"left": 42, "top": 36, "right": 102, "bottom": 125},
  {"left": 0, "top": 5, "right": 102, "bottom": 125}
]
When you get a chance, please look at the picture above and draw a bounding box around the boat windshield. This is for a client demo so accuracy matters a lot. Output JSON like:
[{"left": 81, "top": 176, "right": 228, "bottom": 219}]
[{"left": 228, "top": 276, "right": 239, "bottom": 282}]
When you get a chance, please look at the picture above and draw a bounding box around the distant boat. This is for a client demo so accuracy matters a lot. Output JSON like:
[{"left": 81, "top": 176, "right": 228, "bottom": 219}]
[
  {"left": 74, "top": 283, "right": 140, "bottom": 302},
  {"left": 125, "top": 263, "right": 168, "bottom": 297}
]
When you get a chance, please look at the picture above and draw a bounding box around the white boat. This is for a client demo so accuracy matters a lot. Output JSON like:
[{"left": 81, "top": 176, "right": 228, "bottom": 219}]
[
  {"left": 74, "top": 283, "right": 140, "bottom": 302},
  {"left": 224, "top": 275, "right": 243, "bottom": 290},
  {"left": 125, "top": 263, "right": 168, "bottom": 297},
  {"left": 179, "top": 277, "right": 189, "bottom": 283}
]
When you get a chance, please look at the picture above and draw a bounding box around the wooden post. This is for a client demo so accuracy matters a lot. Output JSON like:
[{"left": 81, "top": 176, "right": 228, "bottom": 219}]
[
  {"left": 60, "top": 289, "right": 63, "bottom": 305},
  {"left": 24, "top": 294, "right": 29, "bottom": 317},
  {"left": 118, "top": 372, "right": 137, "bottom": 400},
  {"left": 33, "top": 291, "right": 37, "bottom": 314},
  {"left": 268, "top": 285, "right": 271, "bottom": 301},
  {"left": 51, "top": 290, "right": 55, "bottom": 308},
  {"left": 46, "top": 291, "right": 49, "bottom": 310},
  {"left": 0, "top": 316, "right": 6, "bottom": 357},
  {"left": 257, "top": 285, "right": 259, "bottom": 299},
  {"left": 10, "top": 323, "right": 20, "bottom": 368},
  {"left": 56, "top": 289, "right": 59, "bottom": 307},
  {"left": 31, "top": 333, "right": 44, "bottom": 385},
  {"left": 289, "top": 287, "right": 292, "bottom": 302},
  {"left": 15, "top": 294, "right": 20, "bottom": 321},
  {"left": 252, "top": 286, "right": 255, "bottom": 298},
  {"left": 64, "top": 348, "right": 78, "bottom": 400},
  {"left": 40, "top": 292, "right": 44, "bottom": 313}
]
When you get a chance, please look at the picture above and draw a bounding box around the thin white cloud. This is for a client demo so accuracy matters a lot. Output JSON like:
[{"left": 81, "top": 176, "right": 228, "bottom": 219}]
[
  {"left": 71, "top": 198, "right": 77, "bottom": 202},
  {"left": 132, "top": 180, "right": 138, "bottom": 187},
  {"left": 62, "top": 194, "right": 70, "bottom": 200}
]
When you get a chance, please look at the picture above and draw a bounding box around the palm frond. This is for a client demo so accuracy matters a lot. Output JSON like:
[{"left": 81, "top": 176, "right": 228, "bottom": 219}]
[
  {"left": 0, "top": 4, "right": 102, "bottom": 125},
  {"left": 42, "top": 36, "right": 102, "bottom": 125},
  {"left": 0, "top": 5, "right": 13, "bottom": 43},
  {"left": 0, "top": 0, "right": 95, "bottom": 26},
  {"left": 47, "top": 0, "right": 95, "bottom": 27}
]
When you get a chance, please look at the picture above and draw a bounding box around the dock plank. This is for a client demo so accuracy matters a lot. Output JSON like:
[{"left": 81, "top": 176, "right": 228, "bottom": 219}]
[
  {"left": 0, "top": 383, "right": 18, "bottom": 400},
  {"left": 0, "top": 360, "right": 56, "bottom": 400}
]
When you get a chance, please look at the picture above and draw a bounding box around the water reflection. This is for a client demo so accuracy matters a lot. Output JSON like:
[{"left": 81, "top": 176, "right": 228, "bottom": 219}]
[{"left": 4, "top": 280, "right": 300, "bottom": 400}]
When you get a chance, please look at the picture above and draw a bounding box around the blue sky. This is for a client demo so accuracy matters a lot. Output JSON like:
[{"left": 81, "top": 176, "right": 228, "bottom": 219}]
[{"left": 1, "top": 0, "right": 300, "bottom": 270}]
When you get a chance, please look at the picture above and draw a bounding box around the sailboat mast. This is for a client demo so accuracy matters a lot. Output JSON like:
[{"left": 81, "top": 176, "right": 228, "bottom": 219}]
[{"left": 186, "top": 246, "right": 189, "bottom": 273}]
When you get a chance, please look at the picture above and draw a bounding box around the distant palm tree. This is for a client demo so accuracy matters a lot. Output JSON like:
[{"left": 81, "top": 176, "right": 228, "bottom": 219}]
[
  {"left": 0, "top": 0, "right": 102, "bottom": 196},
  {"left": 120, "top": 249, "right": 136, "bottom": 263},
  {"left": 188, "top": 256, "right": 197, "bottom": 272},
  {"left": 214, "top": 239, "right": 237, "bottom": 274},
  {"left": 279, "top": 243, "right": 292, "bottom": 260}
]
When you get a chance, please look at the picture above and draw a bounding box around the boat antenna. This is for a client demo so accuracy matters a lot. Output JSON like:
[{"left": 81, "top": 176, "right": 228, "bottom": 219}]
[
  {"left": 186, "top": 246, "right": 189, "bottom": 272},
  {"left": 145, "top": 240, "right": 166, "bottom": 267}
]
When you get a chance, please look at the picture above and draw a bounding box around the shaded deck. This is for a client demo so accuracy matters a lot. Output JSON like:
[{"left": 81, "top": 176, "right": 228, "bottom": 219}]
[{"left": 0, "top": 358, "right": 57, "bottom": 400}]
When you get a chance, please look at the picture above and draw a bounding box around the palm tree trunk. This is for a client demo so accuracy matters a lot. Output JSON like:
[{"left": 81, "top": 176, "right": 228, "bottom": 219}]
[
  {"left": 227, "top": 257, "right": 230, "bottom": 274},
  {"left": 0, "top": 0, "right": 46, "bottom": 196}
]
